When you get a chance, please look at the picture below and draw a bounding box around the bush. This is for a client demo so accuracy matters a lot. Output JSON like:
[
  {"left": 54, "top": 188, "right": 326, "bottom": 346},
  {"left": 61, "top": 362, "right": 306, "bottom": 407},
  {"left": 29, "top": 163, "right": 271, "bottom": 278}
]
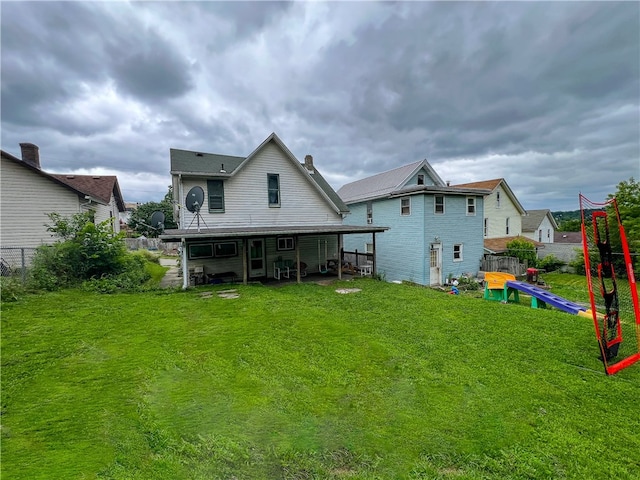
[
  {"left": 133, "top": 249, "right": 161, "bottom": 264},
  {"left": 29, "top": 212, "right": 150, "bottom": 292},
  {"left": 0, "top": 277, "right": 26, "bottom": 302},
  {"left": 506, "top": 238, "right": 538, "bottom": 267},
  {"left": 81, "top": 254, "right": 151, "bottom": 294},
  {"left": 538, "top": 254, "right": 565, "bottom": 272}
]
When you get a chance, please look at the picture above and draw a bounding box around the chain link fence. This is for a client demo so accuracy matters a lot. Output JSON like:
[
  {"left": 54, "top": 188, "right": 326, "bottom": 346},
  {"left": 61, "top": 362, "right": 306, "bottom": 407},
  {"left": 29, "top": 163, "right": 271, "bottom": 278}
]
[{"left": 1, "top": 247, "right": 39, "bottom": 284}]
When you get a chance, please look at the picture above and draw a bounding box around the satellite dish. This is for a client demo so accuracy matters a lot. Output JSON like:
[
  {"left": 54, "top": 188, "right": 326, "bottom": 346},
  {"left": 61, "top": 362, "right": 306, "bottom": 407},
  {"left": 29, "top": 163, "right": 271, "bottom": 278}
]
[
  {"left": 150, "top": 211, "right": 165, "bottom": 231},
  {"left": 186, "top": 186, "right": 204, "bottom": 213}
]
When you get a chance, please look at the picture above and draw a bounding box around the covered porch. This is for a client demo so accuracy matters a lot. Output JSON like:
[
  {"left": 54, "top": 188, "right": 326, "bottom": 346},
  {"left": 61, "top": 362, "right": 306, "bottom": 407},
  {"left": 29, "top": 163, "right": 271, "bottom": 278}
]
[{"left": 159, "top": 224, "right": 388, "bottom": 289}]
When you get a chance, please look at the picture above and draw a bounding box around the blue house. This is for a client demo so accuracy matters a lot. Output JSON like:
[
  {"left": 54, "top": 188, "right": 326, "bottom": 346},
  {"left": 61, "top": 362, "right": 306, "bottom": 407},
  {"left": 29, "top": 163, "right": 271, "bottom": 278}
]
[{"left": 337, "top": 160, "right": 491, "bottom": 286}]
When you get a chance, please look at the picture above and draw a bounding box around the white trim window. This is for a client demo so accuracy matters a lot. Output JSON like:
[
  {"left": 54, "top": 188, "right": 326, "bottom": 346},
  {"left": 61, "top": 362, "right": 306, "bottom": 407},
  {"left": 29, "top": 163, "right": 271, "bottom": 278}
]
[
  {"left": 466, "top": 197, "right": 476, "bottom": 216},
  {"left": 401, "top": 197, "right": 411, "bottom": 216},
  {"left": 453, "top": 244, "right": 463, "bottom": 262},
  {"left": 434, "top": 195, "right": 445, "bottom": 214},
  {"left": 506, "top": 217, "right": 510, "bottom": 235},
  {"left": 267, "top": 173, "right": 280, "bottom": 207},
  {"left": 277, "top": 237, "right": 294, "bottom": 251},
  {"left": 496, "top": 190, "right": 501, "bottom": 208},
  {"left": 207, "top": 179, "right": 225, "bottom": 213},
  {"left": 484, "top": 218, "right": 488, "bottom": 237}
]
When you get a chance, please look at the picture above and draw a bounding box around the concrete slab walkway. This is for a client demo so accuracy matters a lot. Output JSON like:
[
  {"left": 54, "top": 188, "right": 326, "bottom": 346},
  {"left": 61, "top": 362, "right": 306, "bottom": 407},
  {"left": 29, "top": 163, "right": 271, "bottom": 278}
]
[{"left": 159, "top": 257, "right": 182, "bottom": 288}]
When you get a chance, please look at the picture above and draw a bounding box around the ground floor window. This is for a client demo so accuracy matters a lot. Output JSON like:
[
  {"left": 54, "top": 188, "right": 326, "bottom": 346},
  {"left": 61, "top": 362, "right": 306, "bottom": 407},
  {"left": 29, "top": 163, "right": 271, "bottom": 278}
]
[
  {"left": 277, "top": 237, "right": 295, "bottom": 251},
  {"left": 453, "top": 244, "right": 463, "bottom": 262}
]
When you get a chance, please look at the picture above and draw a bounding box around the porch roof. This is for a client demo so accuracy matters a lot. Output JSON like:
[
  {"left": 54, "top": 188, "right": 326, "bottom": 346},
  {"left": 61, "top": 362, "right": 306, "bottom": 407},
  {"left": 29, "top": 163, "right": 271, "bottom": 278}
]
[{"left": 160, "top": 224, "right": 388, "bottom": 242}]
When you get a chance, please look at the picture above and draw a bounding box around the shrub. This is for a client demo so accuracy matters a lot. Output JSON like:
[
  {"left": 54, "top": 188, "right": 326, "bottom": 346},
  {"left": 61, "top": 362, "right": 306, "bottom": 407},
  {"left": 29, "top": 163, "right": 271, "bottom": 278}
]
[
  {"left": 0, "top": 277, "right": 26, "bottom": 302},
  {"left": 133, "top": 249, "right": 161, "bottom": 264},
  {"left": 506, "top": 238, "right": 538, "bottom": 267},
  {"left": 81, "top": 254, "right": 151, "bottom": 294},
  {"left": 538, "top": 254, "right": 565, "bottom": 272},
  {"left": 29, "top": 212, "right": 147, "bottom": 292}
]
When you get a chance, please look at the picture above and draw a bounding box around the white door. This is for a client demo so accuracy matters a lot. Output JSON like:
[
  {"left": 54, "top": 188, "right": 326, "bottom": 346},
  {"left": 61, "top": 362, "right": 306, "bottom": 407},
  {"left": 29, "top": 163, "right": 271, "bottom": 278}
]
[
  {"left": 249, "top": 239, "right": 266, "bottom": 278},
  {"left": 429, "top": 243, "right": 442, "bottom": 286}
]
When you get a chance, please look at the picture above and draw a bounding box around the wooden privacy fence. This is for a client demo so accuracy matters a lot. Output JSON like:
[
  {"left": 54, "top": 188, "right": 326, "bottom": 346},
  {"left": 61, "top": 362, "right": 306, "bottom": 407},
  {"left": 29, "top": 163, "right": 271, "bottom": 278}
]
[{"left": 481, "top": 255, "right": 526, "bottom": 277}]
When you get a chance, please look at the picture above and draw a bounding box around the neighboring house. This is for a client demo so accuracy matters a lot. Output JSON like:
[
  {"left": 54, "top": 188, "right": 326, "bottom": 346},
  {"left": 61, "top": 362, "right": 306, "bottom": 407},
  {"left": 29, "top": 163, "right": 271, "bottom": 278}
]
[
  {"left": 522, "top": 209, "right": 558, "bottom": 245},
  {"left": 337, "top": 160, "right": 491, "bottom": 286},
  {"left": 50, "top": 173, "right": 125, "bottom": 232},
  {"left": 1, "top": 143, "right": 125, "bottom": 252},
  {"left": 160, "top": 132, "right": 387, "bottom": 287},
  {"left": 540, "top": 231, "right": 582, "bottom": 263},
  {"left": 453, "top": 178, "right": 527, "bottom": 239}
]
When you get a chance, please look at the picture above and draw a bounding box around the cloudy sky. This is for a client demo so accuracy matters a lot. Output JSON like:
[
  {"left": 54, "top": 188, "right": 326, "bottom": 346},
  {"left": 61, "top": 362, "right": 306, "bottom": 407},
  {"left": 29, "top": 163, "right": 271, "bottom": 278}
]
[{"left": 2, "top": 1, "right": 639, "bottom": 211}]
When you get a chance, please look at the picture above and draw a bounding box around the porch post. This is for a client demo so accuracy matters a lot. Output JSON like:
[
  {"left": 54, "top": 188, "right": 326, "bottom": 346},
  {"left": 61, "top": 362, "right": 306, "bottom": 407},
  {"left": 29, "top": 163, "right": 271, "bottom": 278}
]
[
  {"left": 372, "top": 232, "right": 377, "bottom": 276},
  {"left": 181, "top": 238, "right": 189, "bottom": 290},
  {"left": 338, "top": 234, "right": 343, "bottom": 280},
  {"left": 295, "top": 235, "right": 301, "bottom": 283},
  {"left": 242, "top": 239, "right": 248, "bottom": 285}
]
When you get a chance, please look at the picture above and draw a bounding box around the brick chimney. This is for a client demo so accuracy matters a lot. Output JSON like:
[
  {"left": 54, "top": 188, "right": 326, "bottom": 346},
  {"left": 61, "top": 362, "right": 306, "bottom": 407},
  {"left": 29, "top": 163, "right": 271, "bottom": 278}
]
[
  {"left": 20, "top": 143, "right": 41, "bottom": 170},
  {"left": 304, "top": 154, "right": 314, "bottom": 172}
]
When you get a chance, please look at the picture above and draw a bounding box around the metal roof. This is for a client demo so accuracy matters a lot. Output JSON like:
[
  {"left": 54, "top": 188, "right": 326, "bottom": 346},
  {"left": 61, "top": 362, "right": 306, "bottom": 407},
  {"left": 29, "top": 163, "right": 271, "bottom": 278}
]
[{"left": 160, "top": 224, "right": 388, "bottom": 242}]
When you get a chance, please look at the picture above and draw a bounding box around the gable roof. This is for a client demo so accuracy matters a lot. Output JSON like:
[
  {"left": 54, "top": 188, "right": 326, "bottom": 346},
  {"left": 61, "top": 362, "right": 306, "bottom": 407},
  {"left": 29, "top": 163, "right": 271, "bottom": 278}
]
[
  {"left": 51, "top": 174, "right": 125, "bottom": 211},
  {"left": 338, "top": 159, "right": 490, "bottom": 204},
  {"left": 484, "top": 235, "right": 544, "bottom": 254},
  {"left": 1, "top": 149, "right": 87, "bottom": 198},
  {"left": 2, "top": 147, "right": 126, "bottom": 212},
  {"left": 170, "top": 132, "right": 348, "bottom": 214},
  {"left": 522, "top": 209, "right": 559, "bottom": 232},
  {"left": 554, "top": 231, "right": 582, "bottom": 244},
  {"left": 453, "top": 178, "right": 526, "bottom": 215}
]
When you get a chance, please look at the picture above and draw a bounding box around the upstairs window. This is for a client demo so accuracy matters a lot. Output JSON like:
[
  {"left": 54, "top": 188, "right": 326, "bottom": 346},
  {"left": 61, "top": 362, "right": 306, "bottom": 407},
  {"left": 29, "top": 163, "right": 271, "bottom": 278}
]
[
  {"left": 207, "top": 180, "right": 225, "bottom": 213},
  {"left": 417, "top": 174, "right": 425, "bottom": 185},
  {"left": 484, "top": 218, "right": 488, "bottom": 237},
  {"left": 401, "top": 197, "right": 411, "bottom": 216},
  {"left": 435, "top": 195, "right": 445, "bottom": 214},
  {"left": 466, "top": 197, "right": 476, "bottom": 215},
  {"left": 267, "top": 174, "right": 280, "bottom": 207},
  {"left": 539, "top": 229, "right": 543, "bottom": 242},
  {"left": 366, "top": 201, "right": 373, "bottom": 224},
  {"left": 496, "top": 191, "right": 501, "bottom": 208},
  {"left": 506, "top": 217, "right": 510, "bottom": 235}
]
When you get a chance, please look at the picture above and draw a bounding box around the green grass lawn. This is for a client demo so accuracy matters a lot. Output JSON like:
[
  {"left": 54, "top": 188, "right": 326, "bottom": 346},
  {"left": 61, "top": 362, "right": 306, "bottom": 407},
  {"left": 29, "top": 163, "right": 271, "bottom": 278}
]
[{"left": 2, "top": 278, "right": 639, "bottom": 479}]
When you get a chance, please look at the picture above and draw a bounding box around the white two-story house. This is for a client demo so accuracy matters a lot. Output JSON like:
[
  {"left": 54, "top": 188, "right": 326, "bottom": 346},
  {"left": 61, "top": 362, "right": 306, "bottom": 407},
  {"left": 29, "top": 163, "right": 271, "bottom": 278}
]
[
  {"left": 160, "top": 133, "right": 387, "bottom": 287},
  {"left": 453, "top": 178, "right": 528, "bottom": 254}
]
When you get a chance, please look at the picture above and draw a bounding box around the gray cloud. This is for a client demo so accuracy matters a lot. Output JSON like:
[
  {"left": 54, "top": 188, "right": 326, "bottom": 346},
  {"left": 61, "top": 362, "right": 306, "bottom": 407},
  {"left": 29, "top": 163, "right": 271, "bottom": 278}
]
[{"left": 1, "top": 1, "right": 638, "bottom": 209}]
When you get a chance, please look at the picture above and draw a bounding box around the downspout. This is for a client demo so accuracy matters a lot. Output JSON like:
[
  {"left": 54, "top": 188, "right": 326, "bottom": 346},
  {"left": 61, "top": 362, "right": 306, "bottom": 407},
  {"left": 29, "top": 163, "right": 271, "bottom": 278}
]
[
  {"left": 338, "top": 234, "right": 343, "bottom": 280},
  {"left": 178, "top": 174, "right": 184, "bottom": 229},
  {"left": 295, "top": 235, "right": 301, "bottom": 283},
  {"left": 181, "top": 238, "right": 189, "bottom": 290}
]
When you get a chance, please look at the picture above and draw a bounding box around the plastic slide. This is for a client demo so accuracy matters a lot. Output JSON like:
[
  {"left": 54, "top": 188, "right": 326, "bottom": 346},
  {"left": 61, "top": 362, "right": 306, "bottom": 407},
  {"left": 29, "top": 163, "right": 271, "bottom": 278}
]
[{"left": 505, "top": 280, "right": 587, "bottom": 315}]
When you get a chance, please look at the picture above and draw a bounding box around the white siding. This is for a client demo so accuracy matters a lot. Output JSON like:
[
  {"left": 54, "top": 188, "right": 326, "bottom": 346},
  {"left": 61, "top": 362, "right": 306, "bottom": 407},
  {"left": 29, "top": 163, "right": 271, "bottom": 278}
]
[
  {"left": 523, "top": 215, "right": 555, "bottom": 244},
  {"left": 483, "top": 187, "right": 523, "bottom": 238},
  {"left": 93, "top": 193, "right": 120, "bottom": 233},
  {"left": 1, "top": 159, "right": 81, "bottom": 247},
  {"left": 179, "top": 142, "right": 342, "bottom": 228}
]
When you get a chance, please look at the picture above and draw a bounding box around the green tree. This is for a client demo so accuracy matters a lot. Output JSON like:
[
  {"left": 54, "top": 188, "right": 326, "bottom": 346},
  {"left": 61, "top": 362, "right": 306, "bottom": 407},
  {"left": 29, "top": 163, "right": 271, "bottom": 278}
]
[
  {"left": 607, "top": 177, "right": 640, "bottom": 274},
  {"left": 128, "top": 186, "right": 177, "bottom": 237},
  {"left": 557, "top": 218, "right": 582, "bottom": 232},
  {"left": 506, "top": 237, "right": 538, "bottom": 267}
]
